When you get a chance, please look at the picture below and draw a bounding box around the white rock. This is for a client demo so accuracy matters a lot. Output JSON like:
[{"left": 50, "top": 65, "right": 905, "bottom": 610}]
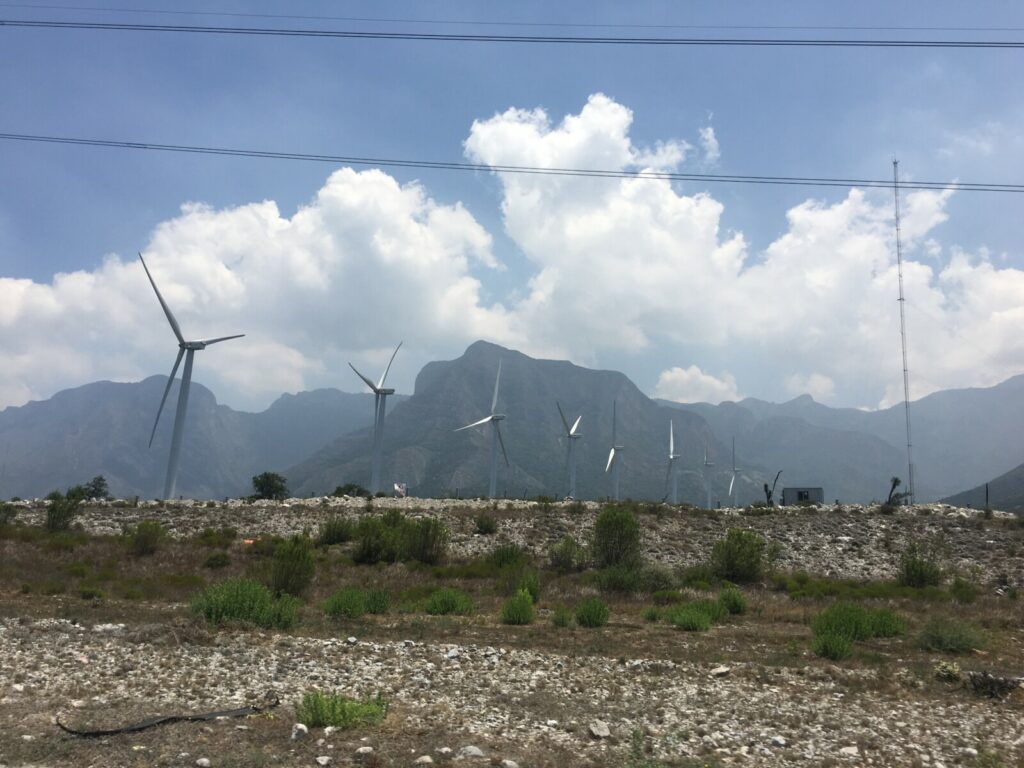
[
  {"left": 315, "top": 758, "right": 332, "bottom": 767},
  {"left": 589, "top": 720, "right": 611, "bottom": 739},
  {"left": 292, "top": 723, "right": 309, "bottom": 740},
  {"left": 771, "top": 735, "right": 787, "bottom": 747},
  {"left": 446, "top": 648, "right": 461, "bottom": 659},
  {"left": 346, "top": 636, "right": 358, "bottom": 645},
  {"left": 12, "top": 684, "right": 25, "bottom": 693},
  {"left": 438, "top": 747, "right": 453, "bottom": 755},
  {"left": 458, "top": 745, "right": 485, "bottom": 758},
  {"left": 195, "top": 759, "right": 211, "bottom": 768},
  {"left": 962, "top": 748, "right": 979, "bottom": 759},
  {"left": 500, "top": 761, "right": 520, "bottom": 768},
  {"left": 839, "top": 746, "right": 859, "bottom": 756},
  {"left": 710, "top": 666, "right": 731, "bottom": 677},
  {"left": 413, "top": 757, "right": 434, "bottom": 765},
  {"left": 545, "top": 719, "right": 558, "bottom": 727},
  {"left": 323, "top": 726, "right": 337, "bottom": 736},
  {"left": 355, "top": 746, "right": 374, "bottom": 755}
]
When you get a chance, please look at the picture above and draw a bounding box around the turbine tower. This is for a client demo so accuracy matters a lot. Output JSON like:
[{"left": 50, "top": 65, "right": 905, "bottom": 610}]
[
  {"left": 702, "top": 439, "right": 715, "bottom": 508},
  {"left": 141, "top": 253, "right": 244, "bottom": 500},
  {"left": 665, "top": 419, "right": 681, "bottom": 505},
  {"left": 348, "top": 342, "right": 402, "bottom": 496},
  {"left": 605, "top": 400, "right": 625, "bottom": 501},
  {"left": 728, "top": 437, "right": 740, "bottom": 508},
  {"left": 455, "top": 360, "right": 508, "bottom": 499},
  {"left": 556, "top": 402, "right": 582, "bottom": 499}
]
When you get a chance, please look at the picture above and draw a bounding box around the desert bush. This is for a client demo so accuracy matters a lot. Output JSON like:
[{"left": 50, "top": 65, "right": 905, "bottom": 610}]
[
  {"left": 710, "top": 528, "right": 765, "bottom": 583},
  {"left": 83, "top": 475, "right": 109, "bottom": 499},
  {"left": 575, "top": 597, "right": 610, "bottom": 628},
  {"left": 517, "top": 570, "right": 541, "bottom": 603},
  {"left": 548, "top": 534, "right": 587, "bottom": 573},
  {"left": 270, "top": 535, "right": 316, "bottom": 596},
  {"left": 191, "top": 577, "right": 299, "bottom": 629},
  {"left": 363, "top": 589, "right": 389, "bottom": 614},
  {"left": 203, "top": 551, "right": 231, "bottom": 569},
  {"left": 551, "top": 605, "right": 573, "bottom": 628},
  {"left": 474, "top": 511, "right": 498, "bottom": 535},
  {"left": 667, "top": 604, "right": 713, "bottom": 632},
  {"left": 950, "top": 576, "right": 979, "bottom": 604},
  {"left": 316, "top": 517, "right": 355, "bottom": 547},
  {"left": 401, "top": 517, "right": 449, "bottom": 565},
  {"left": 252, "top": 471, "right": 289, "bottom": 501},
  {"left": 642, "top": 606, "right": 661, "bottom": 622},
  {"left": 324, "top": 587, "right": 369, "bottom": 619},
  {"left": 126, "top": 520, "right": 165, "bottom": 556},
  {"left": 898, "top": 543, "right": 942, "bottom": 588},
  {"left": 424, "top": 588, "right": 474, "bottom": 616},
  {"left": 500, "top": 589, "right": 535, "bottom": 625},
  {"left": 651, "top": 589, "right": 685, "bottom": 606},
  {"left": 0, "top": 502, "right": 17, "bottom": 527},
  {"left": 352, "top": 518, "right": 400, "bottom": 564},
  {"left": 196, "top": 526, "right": 237, "bottom": 548},
  {"left": 689, "top": 598, "right": 728, "bottom": 623},
  {"left": 45, "top": 494, "right": 80, "bottom": 532},
  {"left": 487, "top": 543, "right": 529, "bottom": 570},
  {"left": 718, "top": 586, "right": 748, "bottom": 615},
  {"left": 918, "top": 618, "right": 985, "bottom": 654},
  {"left": 677, "top": 563, "right": 717, "bottom": 589},
  {"left": 811, "top": 602, "right": 873, "bottom": 641},
  {"left": 295, "top": 690, "right": 387, "bottom": 729},
  {"left": 868, "top": 608, "right": 906, "bottom": 638},
  {"left": 591, "top": 505, "right": 641, "bottom": 569},
  {"left": 332, "top": 483, "right": 370, "bottom": 499},
  {"left": 812, "top": 632, "right": 853, "bottom": 660}
]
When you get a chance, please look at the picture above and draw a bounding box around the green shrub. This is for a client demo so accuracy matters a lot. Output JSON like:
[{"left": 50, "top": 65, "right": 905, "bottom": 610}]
[
  {"left": 252, "top": 471, "right": 289, "bottom": 501},
  {"left": 0, "top": 502, "right": 16, "bottom": 527},
  {"left": 500, "top": 589, "right": 535, "bottom": 625},
  {"left": 332, "top": 483, "right": 370, "bottom": 499},
  {"left": 487, "top": 543, "right": 529, "bottom": 570},
  {"left": 918, "top": 618, "right": 985, "bottom": 654},
  {"left": 667, "top": 604, "right": 713, "bottom": 632},
  {"left": 548, "top": 534, "right": 587, "bottom": 573},
  {"left": 677, "top": 563, "right": 717, "bottom": 589},
  {"left": 79, "top": 585, "right": 104, "bottom": 600},
  {"left": 642, "top": 606, "right": 661, "bottom": 622},
  {"left": 551, "top": 605, "right": 573, "bottom": 628},
  {"left": 425, "top": 588, "right": 474, "bottom": 616},
  {"left": 591, "top": 505, "right": 641, "bottom": 569},
  {"left": 191, "top": 578, "right": 299, "bottom": 629},
  {"left": 203, "top": 551, "right": 231, "bottom": 569},
  {"left": 575, "top": 597, "right": 610, "bottom": 628},
  {"left": 196, "top": 527, "right": 237, "bottom": 548},
  {"left": 352, "top": 518, "right": 400, "bottom": 564},
  {"left": 270, "top": 535, "right": 316, "bottom": 596},
  {"left": 518, "top": 570, "right": 541, "bottom": 603},
  {"left": 364, "top": 589, "right": 389, "bottom": 615},
  {"left": 41, "top": 579, "right": 66, "bottom": 595},
  {"left": 811, "top": 602, "right": 873, "bottom": 641},
  {"left": 295, "top": 690, "right": 388, "bottom": 729},
  {"left": 651, "top": 589, "right": 685, "bottom": 606},
  {"left": 401, "top": 517, "right": 449, "bottom": 565},
  {"left": 126, "top": 520, "right": 165, "bottom": 556},
  {"left": 710, "top": 529, "right": 765, "bottom": 583},
  {"left": 867, "top": 608, "right": 906, "bottom": 638},
  {"left": 474, "top": 511, "right": 498, "bottom": 535},
  {"left": 247, "top": 535, "right": 284, "bottom": 557},
  {"left": 718, "top": 586, "right": 747, "bottom": 615},
  {"left": 812, "top": 631, "right": 853, "bottom": 660},
  {"left": 324, "top": 587, "right": 369, "bottom": 619},
  {"left": 316, "top": 517, "right": 355, "bottom": 547},
  {"left": 45, "top": 495, "right": 80, "bottom": 532},
  {"left": 898, "top": 543, "right": 942, "bottom": 588},
  {"left": 949, "top": 577, "right": 979, "bottom": 604},
  {"left": 689, "top": 598, "right": 728, "bottom": 623}
]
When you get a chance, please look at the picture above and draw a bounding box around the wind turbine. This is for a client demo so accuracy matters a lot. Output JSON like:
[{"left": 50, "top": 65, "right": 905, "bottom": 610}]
[
  {"left": 556, "top": 402, "right": 582, "bottom": 499},
  {"left": 728, "top": 437, "right": 740, "bottom": 508},
  {"left": 455, "top": 360, "right": 508, "bottom": 499},
  {"left": 665, "top": 419, "right": 681, "bottom": 505},
  {"left": 140, "top": 253, "right": 244, "bottom": 500},
  {"left": 349, "top": 342, "right": 402, "bottom": 496},
  {"left": 702, "top": 439, "right": 715, "bottom": 508},
  {"left": 605, "top": 400, "right": 625, "bottom": 501}
]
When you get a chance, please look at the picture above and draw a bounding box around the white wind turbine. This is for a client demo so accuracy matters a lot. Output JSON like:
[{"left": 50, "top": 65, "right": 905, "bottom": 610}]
[
  {"left": 665, "top": 419, "right": 681, "bottom": 505},
  {"left": 349, "top": 342, "right": 402, "bottom": 496},
  {"left": 455, "top": 360, "right": 508, "bottom": 499},
  {"left": 605, "top": 400, "right": 625, "bottom": 501},
  {"left": 556, "top": 402, "right": 582, "bottom": 499},
  {"left": 728, "top": 437, "right": 740, "bottom": 508},
  {"left": 702, "top": 439, "right": 715, "bottom": 508},
  {"left": 141, "top": 254, "right": 244, "bottom": 500}
]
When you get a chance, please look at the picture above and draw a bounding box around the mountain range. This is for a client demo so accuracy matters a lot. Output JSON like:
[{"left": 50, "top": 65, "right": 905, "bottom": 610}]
[{"left": 2, "top": 341, "right": 1021, "bottom": 506}]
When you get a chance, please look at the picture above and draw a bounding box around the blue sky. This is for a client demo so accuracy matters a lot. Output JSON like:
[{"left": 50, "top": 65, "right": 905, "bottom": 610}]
[{"left": 1, "top": 0, "right": 1023, "bottom": 412}]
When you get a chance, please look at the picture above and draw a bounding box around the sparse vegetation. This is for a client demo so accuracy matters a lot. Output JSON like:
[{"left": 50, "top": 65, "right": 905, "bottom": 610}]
[
  {"left": 195, "top": 526, "right": 236, "bottom": 548},
  {"left": 918, "top": 618, "right": 985, "bottom": 654},
  {"left": 203, "top": 551, "right": 231, "bottom": 569},
  {"left": 324, "top": 586, "right": 389, "bottom": 619},
  {"left": 295, "top": 690, "right": 388, "bottom": 729},
  {"left": 332, "top": 483, "right": 370, "bottom": 498},
  {"left": 191, "top": 577, "right": 299, "bottom": 629},
  {"left": 718, "top": 586, "right": 747, "bottom": 615},
  {"left": 898, "top": 542, "right": 943, "bottom": 588},
  {"left": 351, "top": 511, "right": 449, "bottom": 565},
  {"left": 316, "top": 516, "right": 355, "bottom": 546},
  {"left": 125, "top": 520, "right": 165, "bottom": 556},
  {"left": 591, "top": 505, "right": 642, "bottom": 569},
  {"left": 551, "top": 605, "right": 573, "bottom": 628},
  {"left": 45, "top": 494, "right": 80, "bottom": 532},
  {"left": 424, "top": 587, "right": 474, "bottom": 616},
  {"left": 575, "top": 597, "right": 610, "bottom": 628},
  {"left": 548, "top": 534, "right": 587, "bottom": 573},
  {"left": 474, "top": 511, "right": 498, "bottom": 535},
  {"left": 710, "top": 528, "right": 765, "bottom": 583},
  {"left": 270, "top": 535, "right": 316, "bottom": 596},
  {"left": 500, "top": 588, "right": 535, "bottom": 625}
]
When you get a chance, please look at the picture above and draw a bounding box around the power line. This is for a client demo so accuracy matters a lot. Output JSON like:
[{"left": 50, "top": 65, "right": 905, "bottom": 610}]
[
  {"left": 2, "top": 131, "right": 1022, "bottom": 193},
  {"left": 2, "top": 3, "right": 1022, "bottom": 33},
  {"left": 3, "top": 18, "right": 1024, "bottom": 47}
]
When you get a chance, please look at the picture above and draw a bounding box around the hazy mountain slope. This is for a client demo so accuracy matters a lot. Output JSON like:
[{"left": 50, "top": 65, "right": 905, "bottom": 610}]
[
  {"left": 941, "top": 462, "right": 1024, "bottom": 514},
  {"left": 288, "top": 341, "right": 750, "bottom": 503},
  {"left": 0, "top": 378, "right": 388, "bottom": 499}
]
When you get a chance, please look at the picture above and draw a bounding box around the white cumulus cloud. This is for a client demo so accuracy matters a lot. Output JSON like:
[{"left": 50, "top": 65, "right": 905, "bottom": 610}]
[{"left": 654, "top": 366, "right": 741, "bottom": 404}]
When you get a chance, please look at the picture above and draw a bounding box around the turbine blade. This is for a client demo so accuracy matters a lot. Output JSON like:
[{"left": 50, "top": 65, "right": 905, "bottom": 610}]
[
  {"left": 149, "top": 348, "right": 184, "bottom": 447},
  {"left": 495, "top": 421, "right": 509, "bottom": 466},
  {"left": 377, "top": 340, "right": 403, "bottom": 390},
  {"left": 455, "top": 414, "right": 493, "bottom": 432},
  {"left": 570, "top": 414, "right": 582, "bottom": 436},
  {"left": 198, "top": 333, "right": 245, "bottom": 346},
  {"left": 605, "top": 447, "right": 616, "bottom": 473},
  {"left": 729, "top": 472, "right": 736, "bottom": 497},
  {"left": 669, "top": 420, "right": 675, "bottom": 456},
  {"left": 348, "top": 362, "right": 378, "bottom": 393},
  {"left": 491, "top": 359, "right": 502, "bottom": 414},
  {"left": 139, "top": 253, "right": 185, "bottom": 345},
  {"left": 556, "top": 401, "right": 570, "bottom": 434}
]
